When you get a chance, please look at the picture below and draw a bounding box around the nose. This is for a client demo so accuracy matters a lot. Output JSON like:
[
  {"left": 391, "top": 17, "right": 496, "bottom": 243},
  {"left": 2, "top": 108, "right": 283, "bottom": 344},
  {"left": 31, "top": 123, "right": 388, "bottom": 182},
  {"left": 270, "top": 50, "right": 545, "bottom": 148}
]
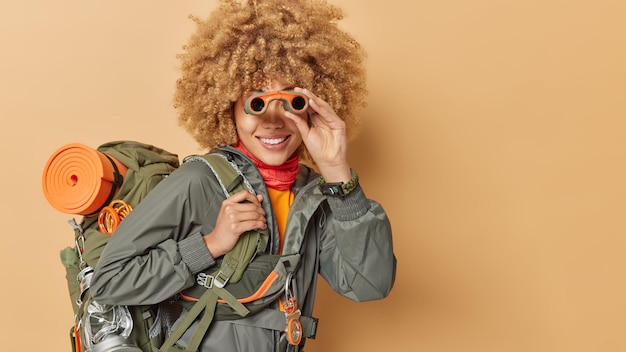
[{"left": 261, "top": 100, "right": 285, "bottom": 128}]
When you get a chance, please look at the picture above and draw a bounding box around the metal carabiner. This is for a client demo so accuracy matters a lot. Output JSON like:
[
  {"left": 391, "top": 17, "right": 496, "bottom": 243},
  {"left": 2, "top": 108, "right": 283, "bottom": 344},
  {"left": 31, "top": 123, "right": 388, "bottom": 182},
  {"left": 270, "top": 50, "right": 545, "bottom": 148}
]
[
  {"left": 282, "top": 271, "right": 302, "bottom": 346},
  {"left": 75, "top": 236, "right": 87, "bottom": 270},
  {"left": 284, "top": 272, "right": 294, "bottom": 299}
]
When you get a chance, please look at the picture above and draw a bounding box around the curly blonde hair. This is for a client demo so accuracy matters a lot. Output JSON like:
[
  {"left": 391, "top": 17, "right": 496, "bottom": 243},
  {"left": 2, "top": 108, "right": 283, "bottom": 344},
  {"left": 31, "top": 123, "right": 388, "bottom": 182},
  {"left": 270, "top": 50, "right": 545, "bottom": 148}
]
[{"left": 173, "top": 0, "right": 367, "bottom": 159}]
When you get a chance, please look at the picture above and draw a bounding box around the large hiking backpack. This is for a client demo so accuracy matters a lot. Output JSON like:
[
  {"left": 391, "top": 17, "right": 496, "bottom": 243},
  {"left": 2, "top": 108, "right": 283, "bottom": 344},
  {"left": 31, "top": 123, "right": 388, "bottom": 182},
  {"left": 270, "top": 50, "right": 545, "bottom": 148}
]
[
  {"left": 51, "top": 141, "right": 180, "bottom": 352},
  {"left": 47, "top": 141, "right": 307, "bottom": 352}
]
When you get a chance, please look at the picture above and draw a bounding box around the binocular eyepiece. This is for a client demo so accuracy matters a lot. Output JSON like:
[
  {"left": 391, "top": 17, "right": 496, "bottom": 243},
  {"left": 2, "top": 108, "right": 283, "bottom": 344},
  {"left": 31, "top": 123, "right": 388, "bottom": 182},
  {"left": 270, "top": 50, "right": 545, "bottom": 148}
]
[{"left": 244, "top": 91, "right": 309, "bottom": 116}]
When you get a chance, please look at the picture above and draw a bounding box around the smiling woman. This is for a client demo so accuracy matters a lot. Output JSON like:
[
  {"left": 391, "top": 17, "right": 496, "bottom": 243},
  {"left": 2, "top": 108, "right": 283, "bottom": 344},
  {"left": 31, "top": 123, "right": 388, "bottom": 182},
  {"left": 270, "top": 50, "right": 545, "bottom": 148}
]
[
  {"left": 87, "top": 1, "right": 396, "bottom": 351},
  {"left": 6, "top": 0, "right": 626, "bottom": 350}
]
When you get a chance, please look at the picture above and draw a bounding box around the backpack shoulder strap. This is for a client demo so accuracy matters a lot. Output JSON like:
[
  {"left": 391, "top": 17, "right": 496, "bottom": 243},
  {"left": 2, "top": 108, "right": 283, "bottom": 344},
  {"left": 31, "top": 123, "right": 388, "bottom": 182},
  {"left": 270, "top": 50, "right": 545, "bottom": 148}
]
[
  {"left": 160, "top": 153, "right": 271, "bottom": 352},
  {"left": 182, "top": 153, "right": 270, "bottom": 285}
]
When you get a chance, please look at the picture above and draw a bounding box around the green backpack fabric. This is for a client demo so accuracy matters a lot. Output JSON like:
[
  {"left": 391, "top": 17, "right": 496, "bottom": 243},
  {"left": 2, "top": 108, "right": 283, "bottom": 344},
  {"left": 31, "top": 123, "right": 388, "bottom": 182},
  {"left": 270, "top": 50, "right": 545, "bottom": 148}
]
[{"left": 58, "top": 141, "right": 298, "bottom": 352}]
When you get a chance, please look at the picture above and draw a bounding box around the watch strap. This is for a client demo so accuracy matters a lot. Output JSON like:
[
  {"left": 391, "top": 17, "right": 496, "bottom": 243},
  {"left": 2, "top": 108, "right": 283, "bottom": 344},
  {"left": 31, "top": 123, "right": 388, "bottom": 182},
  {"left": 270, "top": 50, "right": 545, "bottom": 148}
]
[{"left": 318, "top": 169, "right": 359, "bottom": 197}]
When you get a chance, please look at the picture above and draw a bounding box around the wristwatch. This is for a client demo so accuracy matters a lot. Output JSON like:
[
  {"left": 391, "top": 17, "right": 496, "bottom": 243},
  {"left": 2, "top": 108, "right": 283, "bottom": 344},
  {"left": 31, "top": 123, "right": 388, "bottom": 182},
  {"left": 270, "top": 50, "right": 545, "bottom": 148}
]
[{"left": 318, "top": 169, "right": 359, "bottom": 197}]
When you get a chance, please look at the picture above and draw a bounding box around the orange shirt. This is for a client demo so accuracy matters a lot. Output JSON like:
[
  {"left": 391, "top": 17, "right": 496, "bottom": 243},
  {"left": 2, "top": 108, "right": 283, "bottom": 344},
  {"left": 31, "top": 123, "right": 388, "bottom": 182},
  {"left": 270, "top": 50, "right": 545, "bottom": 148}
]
[{"left": 266, "top": 187, "right": 294, "bottom": 254}]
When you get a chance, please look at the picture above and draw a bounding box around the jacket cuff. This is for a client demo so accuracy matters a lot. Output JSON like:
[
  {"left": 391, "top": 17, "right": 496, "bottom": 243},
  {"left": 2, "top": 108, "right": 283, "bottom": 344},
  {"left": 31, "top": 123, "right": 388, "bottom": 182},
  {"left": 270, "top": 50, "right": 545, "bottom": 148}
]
[
  {"left": 178, "top": 232, "right": 216, "bottom": 274},
  {"left": 325, "top": 185, "right": 371, "bottom": 221}
]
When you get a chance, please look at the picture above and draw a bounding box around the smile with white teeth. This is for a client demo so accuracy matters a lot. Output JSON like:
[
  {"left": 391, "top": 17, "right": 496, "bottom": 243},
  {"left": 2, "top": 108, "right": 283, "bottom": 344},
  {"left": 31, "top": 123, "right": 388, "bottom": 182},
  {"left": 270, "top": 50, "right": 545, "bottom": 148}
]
[{"left": 259, "top": 136, "right": 288, "bottom": 145}]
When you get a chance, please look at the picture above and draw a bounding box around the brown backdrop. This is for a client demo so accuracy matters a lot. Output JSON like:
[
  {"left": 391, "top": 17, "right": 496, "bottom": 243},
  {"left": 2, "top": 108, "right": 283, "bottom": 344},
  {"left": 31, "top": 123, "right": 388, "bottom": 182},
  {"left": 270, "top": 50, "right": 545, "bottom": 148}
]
[{"left": 2, "top": 0, "right": 625, "bottom": 351}]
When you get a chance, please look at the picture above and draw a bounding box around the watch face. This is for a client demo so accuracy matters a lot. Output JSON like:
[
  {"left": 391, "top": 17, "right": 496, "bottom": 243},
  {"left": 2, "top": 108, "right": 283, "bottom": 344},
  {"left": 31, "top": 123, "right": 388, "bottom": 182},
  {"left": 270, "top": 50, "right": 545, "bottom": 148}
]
[
  {"left": 329, "top": 185, "right": 342, "bottom": 195},
  {"left": 319, "top": 182, "right": 344, "bottom": 196}
]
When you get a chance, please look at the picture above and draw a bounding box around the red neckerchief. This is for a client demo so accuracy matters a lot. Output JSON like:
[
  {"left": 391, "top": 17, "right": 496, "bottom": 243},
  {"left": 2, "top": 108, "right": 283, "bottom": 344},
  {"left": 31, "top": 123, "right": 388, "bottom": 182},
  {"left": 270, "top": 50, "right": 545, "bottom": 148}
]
[{"left": 234, "top": 141, "right": 299, "bottom": 191}]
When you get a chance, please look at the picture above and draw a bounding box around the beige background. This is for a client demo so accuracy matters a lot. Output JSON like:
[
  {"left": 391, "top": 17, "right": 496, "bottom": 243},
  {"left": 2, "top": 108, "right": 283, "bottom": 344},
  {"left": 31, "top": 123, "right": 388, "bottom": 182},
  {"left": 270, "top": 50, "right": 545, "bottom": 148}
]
[{"left": 2, "top": 0, "right": 625, "bottom": 351}]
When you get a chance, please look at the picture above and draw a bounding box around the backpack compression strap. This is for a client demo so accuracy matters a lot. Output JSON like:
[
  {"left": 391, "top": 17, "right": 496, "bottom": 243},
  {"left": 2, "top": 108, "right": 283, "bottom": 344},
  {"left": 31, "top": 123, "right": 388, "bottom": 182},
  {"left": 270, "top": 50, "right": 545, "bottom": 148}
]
[
  {"left": 159, "top": 285, "right": 248, "bottom": 352},
  {"left": 159, "top": 153, "right": 270, "bottom": 352}
]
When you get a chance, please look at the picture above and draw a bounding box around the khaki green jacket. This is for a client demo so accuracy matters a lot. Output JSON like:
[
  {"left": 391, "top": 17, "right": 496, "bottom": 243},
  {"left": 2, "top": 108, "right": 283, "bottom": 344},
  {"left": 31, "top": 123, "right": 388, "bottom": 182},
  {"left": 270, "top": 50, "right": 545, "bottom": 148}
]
[{"left": 91, "top": 146, "right": 396, "bottom": 351}]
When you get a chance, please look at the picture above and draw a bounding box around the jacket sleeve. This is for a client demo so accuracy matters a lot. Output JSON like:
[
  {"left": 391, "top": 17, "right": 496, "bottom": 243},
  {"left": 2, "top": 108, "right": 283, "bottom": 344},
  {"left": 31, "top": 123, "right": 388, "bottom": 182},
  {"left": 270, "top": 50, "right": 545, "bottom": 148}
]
[
  {"left": 91, "top": 161, "right": 220, "bottom": 306},
  {"left": 318, "top": 185, "right": 397, "bottom": 302}
]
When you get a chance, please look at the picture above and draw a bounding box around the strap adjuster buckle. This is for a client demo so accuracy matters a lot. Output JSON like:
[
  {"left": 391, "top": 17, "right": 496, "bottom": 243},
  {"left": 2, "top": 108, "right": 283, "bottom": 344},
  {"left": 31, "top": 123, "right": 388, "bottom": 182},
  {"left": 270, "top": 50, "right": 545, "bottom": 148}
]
[
  {"left": 213, "top": 270, "right": 230, "bottom": 288},
  {"left": 196, "top": 272, "right": 214, "bottom": 288}
]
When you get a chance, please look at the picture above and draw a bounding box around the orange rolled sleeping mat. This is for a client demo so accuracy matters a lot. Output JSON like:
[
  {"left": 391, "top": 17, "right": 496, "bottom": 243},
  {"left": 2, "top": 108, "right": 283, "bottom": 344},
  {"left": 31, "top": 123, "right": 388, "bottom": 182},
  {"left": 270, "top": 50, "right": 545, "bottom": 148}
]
[{"left": 42, "top": 143, "right": 128, "bottom": 216}]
